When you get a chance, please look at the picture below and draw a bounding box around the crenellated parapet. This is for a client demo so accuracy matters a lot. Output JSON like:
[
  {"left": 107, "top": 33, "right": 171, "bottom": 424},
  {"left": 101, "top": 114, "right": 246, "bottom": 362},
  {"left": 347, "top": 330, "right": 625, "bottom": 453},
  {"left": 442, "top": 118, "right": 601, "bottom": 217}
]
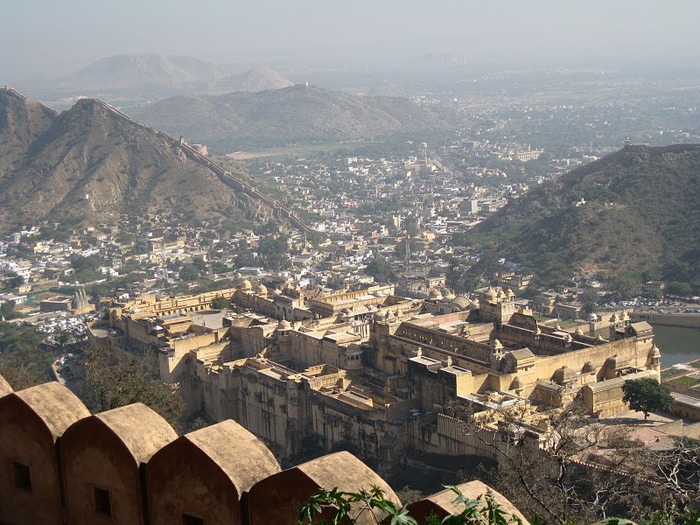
[{"left": 0, "top": 375, "right": 528, "bottom": 525}]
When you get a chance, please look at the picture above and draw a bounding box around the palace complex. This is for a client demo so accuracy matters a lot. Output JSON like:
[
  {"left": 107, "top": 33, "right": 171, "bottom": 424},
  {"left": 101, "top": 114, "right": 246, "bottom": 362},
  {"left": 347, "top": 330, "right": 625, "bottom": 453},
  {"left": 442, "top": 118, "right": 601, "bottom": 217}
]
[{"left": 89, "top": 283, "right": 661, "bottom": 463}]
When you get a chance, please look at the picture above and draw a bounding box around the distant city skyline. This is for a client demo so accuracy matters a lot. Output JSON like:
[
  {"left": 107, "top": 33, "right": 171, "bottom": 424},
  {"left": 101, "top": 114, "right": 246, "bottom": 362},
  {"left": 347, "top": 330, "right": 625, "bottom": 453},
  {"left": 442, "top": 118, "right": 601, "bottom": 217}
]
[{"left": 2, "top": 0, "right": 700, "bottom": 81}]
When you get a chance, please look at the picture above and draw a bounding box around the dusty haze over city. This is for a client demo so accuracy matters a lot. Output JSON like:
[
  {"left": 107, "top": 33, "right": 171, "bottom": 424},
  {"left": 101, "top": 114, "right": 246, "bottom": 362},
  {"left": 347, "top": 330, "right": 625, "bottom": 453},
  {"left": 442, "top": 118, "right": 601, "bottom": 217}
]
[{"left": 2, "top": 0, "right": 699, "bottom": 81}]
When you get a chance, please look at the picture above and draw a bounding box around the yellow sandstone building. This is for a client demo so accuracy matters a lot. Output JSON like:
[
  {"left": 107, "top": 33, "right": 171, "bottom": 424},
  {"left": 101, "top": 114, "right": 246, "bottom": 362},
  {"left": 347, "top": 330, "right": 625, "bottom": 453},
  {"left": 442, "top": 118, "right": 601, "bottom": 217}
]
[{"left": 89, "top": 283, "right": 661, "bottom": 463}]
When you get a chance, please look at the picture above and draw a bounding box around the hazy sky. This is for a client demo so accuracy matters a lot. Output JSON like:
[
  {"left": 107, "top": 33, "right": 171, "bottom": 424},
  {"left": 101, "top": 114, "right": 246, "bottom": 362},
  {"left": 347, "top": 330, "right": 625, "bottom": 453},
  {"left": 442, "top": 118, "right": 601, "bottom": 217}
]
[{"left": 3, "top": 0, "right": 699, "bottom": 80}]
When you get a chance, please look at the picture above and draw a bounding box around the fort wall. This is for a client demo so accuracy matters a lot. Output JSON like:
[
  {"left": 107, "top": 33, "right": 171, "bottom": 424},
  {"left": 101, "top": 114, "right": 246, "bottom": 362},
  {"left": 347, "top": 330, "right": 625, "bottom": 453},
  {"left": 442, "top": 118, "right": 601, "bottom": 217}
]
[
  {"left": 0, "top": 374, "right": 526, "bottom": 524},
  {"left": 631, "top": 312, "right": 700, "bottom": 328}
]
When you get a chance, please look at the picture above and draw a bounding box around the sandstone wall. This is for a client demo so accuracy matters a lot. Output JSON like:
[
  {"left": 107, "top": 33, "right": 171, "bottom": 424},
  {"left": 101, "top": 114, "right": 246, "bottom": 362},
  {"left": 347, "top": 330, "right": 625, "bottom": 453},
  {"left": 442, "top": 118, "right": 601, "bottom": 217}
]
[{"left": 0, "top": 375, "right": 526, "bottom": 525}]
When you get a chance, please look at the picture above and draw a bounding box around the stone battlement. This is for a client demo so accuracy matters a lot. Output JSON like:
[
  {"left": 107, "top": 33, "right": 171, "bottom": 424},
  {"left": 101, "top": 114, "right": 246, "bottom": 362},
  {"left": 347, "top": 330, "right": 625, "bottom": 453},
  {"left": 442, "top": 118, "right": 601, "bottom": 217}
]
[{"left": 0, "top": 375, "right": 527, "bottom": 525}]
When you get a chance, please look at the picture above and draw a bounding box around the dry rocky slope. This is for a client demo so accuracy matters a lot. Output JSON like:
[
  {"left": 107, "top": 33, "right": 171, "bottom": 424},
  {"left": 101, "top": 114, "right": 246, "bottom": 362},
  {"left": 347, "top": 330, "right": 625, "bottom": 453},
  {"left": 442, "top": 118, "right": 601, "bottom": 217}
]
[
  {"left": 472, "top": 144, "right": 700, "bottom": 287},
  {"left": 206, "top": 64, "right": 293, "bottom": 94},
  {"left": 133, "top": 84, "right": 459, "bottom": 153},
  {"left": 0, "top": 88, "right": 291, "bottom": 232}
]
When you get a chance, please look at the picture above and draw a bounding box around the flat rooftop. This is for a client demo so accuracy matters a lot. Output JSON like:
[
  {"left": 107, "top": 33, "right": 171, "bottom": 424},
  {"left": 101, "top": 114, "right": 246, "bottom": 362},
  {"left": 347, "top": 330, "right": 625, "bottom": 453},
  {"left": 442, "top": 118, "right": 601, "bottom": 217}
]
[
  {"left": 672, "top": 392, "right": 700, "bottom": 409},
  {"left": 190, "top": 311, "right": 230, "bottom": 329},
  {"left": 328, "top": 294, "right": 379, "bottom": 306}
]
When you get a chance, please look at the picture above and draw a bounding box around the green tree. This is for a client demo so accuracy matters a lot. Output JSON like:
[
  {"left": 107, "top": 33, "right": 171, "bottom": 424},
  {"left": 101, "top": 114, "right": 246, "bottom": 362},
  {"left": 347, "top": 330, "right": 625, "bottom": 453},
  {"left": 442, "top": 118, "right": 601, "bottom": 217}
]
[
  {"left": 297, "top": 485, "right": 524, "bottom": 525},
  {"left": 404, "top": 216, "right": 419, "bottom": 237},
  {"left": 257, "top": 235, "right": 290, "bottom": 271},
  {"left": 212, "top": 260, "right": 230, "bottom": 275},
  {"left": 581, "top": 289, "right": 599, "bottom": 314},
  {"left": 666, "top": 282, "right": 693, "bottom": 297},
  {"left": 192, "top": 256, "right": 207, "bottom": 272},
  {"left": 364, "top": 253, "right": 394, "bottom": 284},
  {"left": 179, "top": 263, "right": 200, "bottom": 282},
  {"left": 70, "top": 254, "right": 101, "bottom": 273},
  {"left": 254, "top": 221, "right": 280, "bottom": 235},
  {"left": 0, "top": 321, "right": 53, "bottom": 389},
  {"left": 608, "top": 273, "right": 641, "bottom": 301},
  {"left": 451, "top": 232, "right": 470, "bottom": 247},
  {"left": 210, "top": 296, "right": 229, "bottom": 310},
  {"left": 622, "top": 378, "right": 673, "bottom": 420},
  {"left": 53, "top": 329, "right": 72, "bottom": 351},
  {"left": 82, "top": 349, "right": 186, "bottom": 432},
  {"left": 4, "top": 274, "right": 24, "bottom": 290},
  {"left": 234, "top": 250, "right": 259, "bottom": 268},
  {"left": 530, "top": 295, "right": 551, "bottom": 313},
  {"left": 0, "top": 301, "right": 22, "bottom": 320}
]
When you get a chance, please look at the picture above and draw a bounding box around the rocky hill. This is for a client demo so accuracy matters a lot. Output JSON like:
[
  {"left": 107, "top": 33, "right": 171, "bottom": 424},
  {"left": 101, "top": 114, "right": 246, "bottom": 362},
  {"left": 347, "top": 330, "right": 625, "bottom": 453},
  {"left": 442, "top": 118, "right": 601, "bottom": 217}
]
[
  {"left": 472, "top": 144, "right": 700, "bottom": 287},
  {"left": 0, "top": 88, "right": 58, "bottom": 178},
  {"left": 29, "top": 55, "right": 295, "bottom": 111},
  {"left": 133, "top": 84, "right": 459, "bottom": 153},
  {"left": 56, "top": 54, "right": 223, "bottom": 92},
  {"left": 0, "top": 88, "right": 292, "bottom": 232},
  {"left": 207, "top": 65, "right": 293, "bottom": 94}
]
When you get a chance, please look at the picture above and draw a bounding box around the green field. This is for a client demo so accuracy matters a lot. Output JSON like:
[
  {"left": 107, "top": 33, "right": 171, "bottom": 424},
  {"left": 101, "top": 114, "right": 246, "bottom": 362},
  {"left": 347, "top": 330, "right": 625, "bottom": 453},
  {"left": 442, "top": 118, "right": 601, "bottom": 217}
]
[
  {"left": 661, "top": 368, "right": 683, "bottom": 379},
  {"left": 669, "top": 375, "right": 700, "bottom": 388}
]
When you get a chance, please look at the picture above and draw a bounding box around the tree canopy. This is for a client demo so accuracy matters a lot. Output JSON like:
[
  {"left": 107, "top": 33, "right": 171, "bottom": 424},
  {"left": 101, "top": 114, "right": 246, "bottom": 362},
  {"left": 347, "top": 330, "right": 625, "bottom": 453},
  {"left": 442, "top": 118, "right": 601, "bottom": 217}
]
[
  {"left": 70, "top": 254, "right": 101, "bottom": 273},
  {"left": 257, "top": 235, "right": 290, "bottom": 271},
  {"left": 210, "top": 295, "right": 229, "bottom": 310},
  {"left": 622, "top": 378, "right": 673, "bottom": 420},
  {"left": 178, "top": 263, "right": 200, "bottom": 282},
  {"left": 0, "top": 321, "right": 53, "bottom": 389},
  {"left": 81, "top": 348, "right": 186, "bottom": 432},
  {"left": 297, "top": 485, "right": 523, "bottom": 525},
  {"left": 364, "top": 253, "right": 394, "bottom": 284}
]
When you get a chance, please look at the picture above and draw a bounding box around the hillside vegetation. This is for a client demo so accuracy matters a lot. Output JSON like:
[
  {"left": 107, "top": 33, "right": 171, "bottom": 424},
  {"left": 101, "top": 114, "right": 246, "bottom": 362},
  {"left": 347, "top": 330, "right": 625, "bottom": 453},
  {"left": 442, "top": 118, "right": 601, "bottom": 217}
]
[{"left": 471, "top": 144, "right": 700, "bottom": 290}]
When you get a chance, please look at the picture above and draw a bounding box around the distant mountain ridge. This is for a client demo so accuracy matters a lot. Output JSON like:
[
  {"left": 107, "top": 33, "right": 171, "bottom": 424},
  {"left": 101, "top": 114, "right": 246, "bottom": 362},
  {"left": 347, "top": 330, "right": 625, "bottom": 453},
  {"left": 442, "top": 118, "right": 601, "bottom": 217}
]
[
  {"left": 57, "top": 54, "right": 223, "bottom": 91},
  {"left": 55, "top": 54, "right": 293, "bottom": 96},
  {"left": 207, "top": 65, "right": 293, "bottom": 94},
  {"left": 0, "top": 87, "right": 293, "bottom": 232},
  {"left": 472, "top": 144, "right": 700, "bottom": 287},
  {"left": 133, "top": 84, "right": 459, "bottom": 153}
]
